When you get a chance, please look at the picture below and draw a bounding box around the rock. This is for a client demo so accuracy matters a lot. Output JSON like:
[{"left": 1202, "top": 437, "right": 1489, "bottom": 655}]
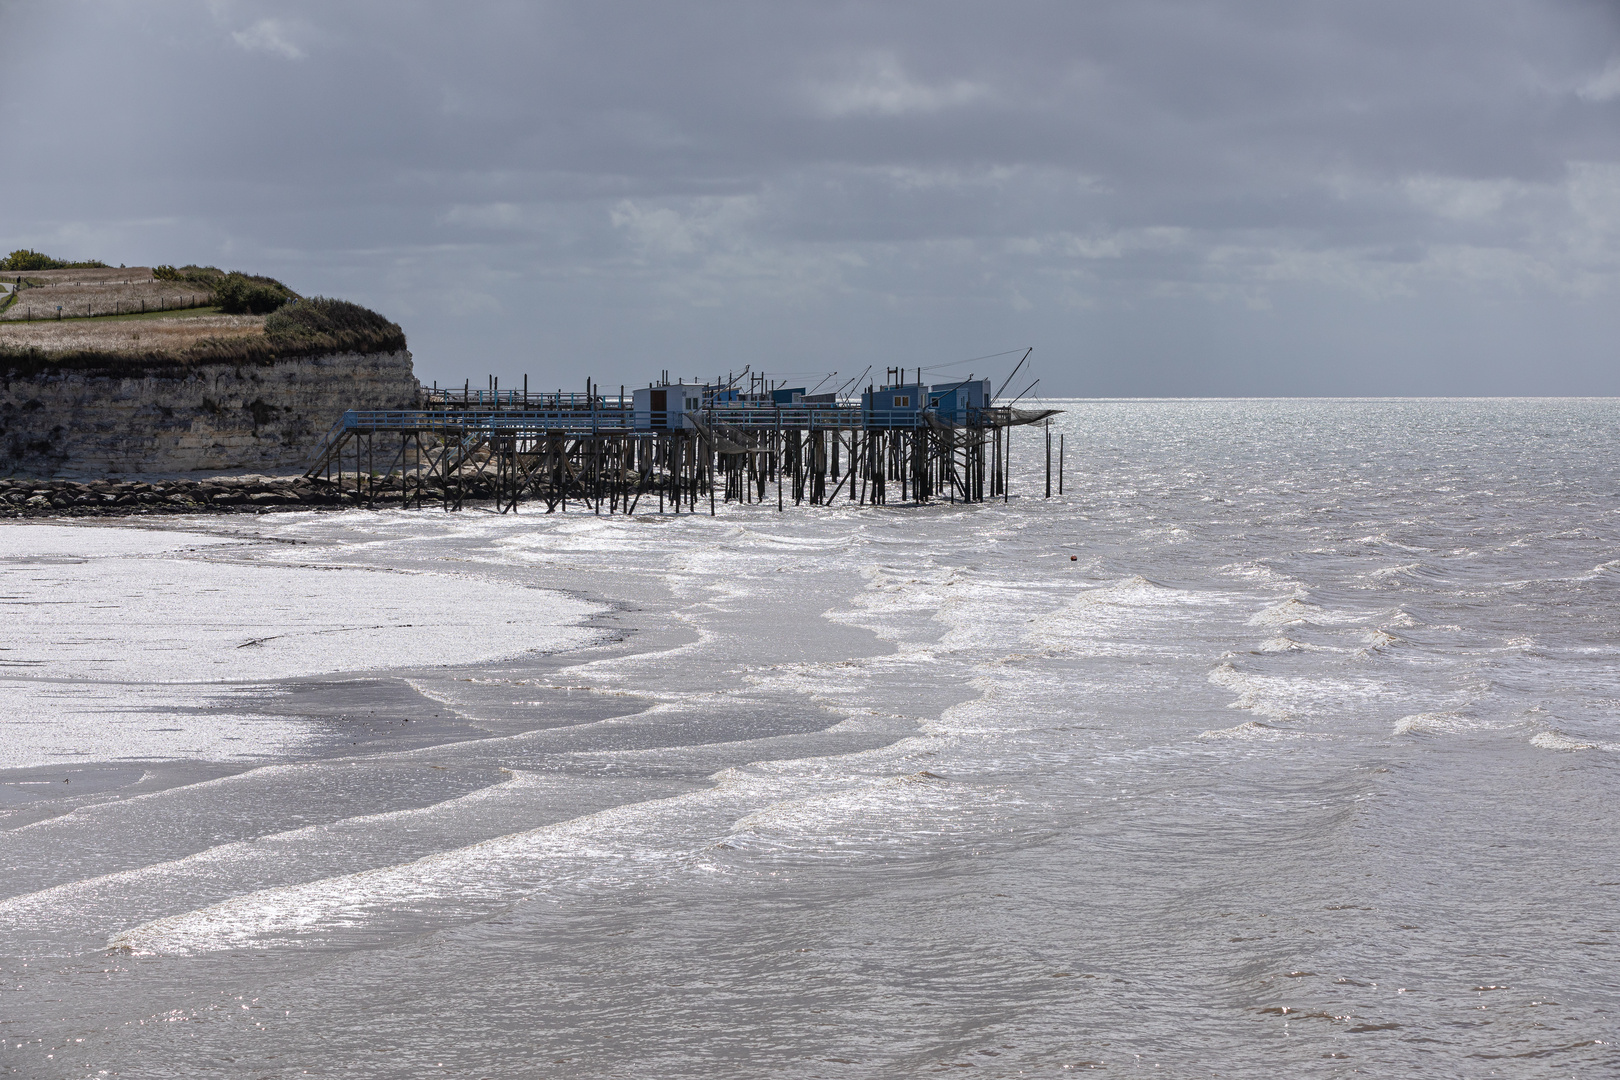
[{"left": 2, "top": 351, "right": 417, "bottom": 474}]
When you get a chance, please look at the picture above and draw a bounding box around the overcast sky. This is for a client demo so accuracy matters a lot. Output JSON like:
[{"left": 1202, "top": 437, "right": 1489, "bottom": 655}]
[{"left": 4, "top": 1, "right": 1620, "bottom": 395}]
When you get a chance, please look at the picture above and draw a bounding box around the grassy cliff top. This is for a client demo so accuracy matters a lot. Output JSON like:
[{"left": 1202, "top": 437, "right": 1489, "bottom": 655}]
[{"left": 0, "top": 255, "right": 406, "bottom": 376}]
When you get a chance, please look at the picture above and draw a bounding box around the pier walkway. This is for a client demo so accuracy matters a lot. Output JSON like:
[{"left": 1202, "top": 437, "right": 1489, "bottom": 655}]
[{"left": 305, "top": 385, "right": 1058, "bottom": 514}]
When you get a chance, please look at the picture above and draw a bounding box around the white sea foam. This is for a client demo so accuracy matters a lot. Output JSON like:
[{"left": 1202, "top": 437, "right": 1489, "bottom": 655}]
[
  {"left": 1355, "top": 628, "right": 1402, "bottom": 656},
  {"left": 0, "top": 769, "right": 535, "bottom": 948},
  {"left": 1023, "top": 575, "right": 1211, "bottom": 657},
  {"left": 1207, "top": 662, "right": 1295, "bottom": 721},
  {"left": 1529, "top": 730, "right": 1616, "bottom": 752},
  {"left": 1216, "top": 561, "right": 1297, "bottom": 586},
  {"left": 1198, "top": 721, "right": 1277, "bottom": 739},
  {"left": 718, "top": 770, "right": 985, "bottom": 864},
  {"left": 106, "top": 757, "right": 964, "bottom": 954},
  {"left": 1197, "top": 721, "right": 1330, "bottom": 740},
  {"left": 1208, "top": 661, "right": 1398, "bottom": 722},
  {"left": 1392, "top": 712, "right": 1481, "bottom": 736},
  {"left": 1247, "top": 596, "right": 1326, "bottom": 627}
]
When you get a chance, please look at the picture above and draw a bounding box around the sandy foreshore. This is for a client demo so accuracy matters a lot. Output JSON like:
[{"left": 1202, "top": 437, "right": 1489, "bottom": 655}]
[{"left": 0, "top": 517, "right": 679, "bottom": 830}]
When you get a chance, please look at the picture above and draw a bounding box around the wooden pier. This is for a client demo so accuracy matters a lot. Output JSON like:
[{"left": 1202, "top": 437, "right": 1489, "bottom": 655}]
[{"left": 304, "top": 380, "right": 1058, "bottom": 514}]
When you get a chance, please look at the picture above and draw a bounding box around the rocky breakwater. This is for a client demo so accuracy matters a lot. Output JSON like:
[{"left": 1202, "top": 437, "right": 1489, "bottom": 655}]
[
  {"left": 0, "top": 297, "right": 416, "bottom": 476},
  {"left": 0, "top": 475, "right": 360, "bottom": 517}
]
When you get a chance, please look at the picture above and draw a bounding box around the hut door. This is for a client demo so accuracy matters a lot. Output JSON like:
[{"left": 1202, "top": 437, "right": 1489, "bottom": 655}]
[{"left": 651, "top": 389, "right": 667, "bottom": 427}]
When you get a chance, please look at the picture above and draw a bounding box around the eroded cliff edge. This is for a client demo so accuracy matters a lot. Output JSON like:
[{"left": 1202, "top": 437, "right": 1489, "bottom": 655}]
[{"left": 0, "top": 272, "right": 418, "bottom": 476}]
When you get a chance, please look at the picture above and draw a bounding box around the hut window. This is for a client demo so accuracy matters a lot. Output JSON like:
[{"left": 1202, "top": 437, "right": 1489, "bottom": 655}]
[{"left": 893, "top": 395, "right": 910, "bottom": 407}]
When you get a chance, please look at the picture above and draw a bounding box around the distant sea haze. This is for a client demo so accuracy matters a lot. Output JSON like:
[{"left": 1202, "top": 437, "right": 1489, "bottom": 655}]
[{"left": 2, "top": 398, "right": 1617, "bottom": 1076}]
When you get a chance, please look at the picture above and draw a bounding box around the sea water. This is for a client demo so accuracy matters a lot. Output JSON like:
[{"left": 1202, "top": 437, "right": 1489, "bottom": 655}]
[{"left": 1, "top": 398, "right": 1617, "bottom": 1077}]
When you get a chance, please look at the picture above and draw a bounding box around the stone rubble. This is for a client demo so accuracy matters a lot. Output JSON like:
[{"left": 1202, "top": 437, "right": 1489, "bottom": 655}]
[{"left": 0, "top": 475, "right": 364, "bottom": 517}]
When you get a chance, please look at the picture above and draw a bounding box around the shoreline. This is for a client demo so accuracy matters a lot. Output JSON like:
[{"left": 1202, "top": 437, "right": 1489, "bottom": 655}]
[
  {"left": 0, "top": 516, "right": 693, "bottom": 831},
  {"left": 0, "top": 509, "right": 936, "bottom": 930},
  {"left": 0, "top": 628, "right": 673, "bottom": 833}
]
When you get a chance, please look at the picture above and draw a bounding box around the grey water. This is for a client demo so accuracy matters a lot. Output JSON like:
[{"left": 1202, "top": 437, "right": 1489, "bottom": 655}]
[{"left": 2, "top": 398, "right": 1618, "bottom": 1077}]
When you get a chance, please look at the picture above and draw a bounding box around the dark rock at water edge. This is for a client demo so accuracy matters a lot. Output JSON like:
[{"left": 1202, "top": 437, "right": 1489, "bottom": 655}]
[{"left": 0, "top": 475, "right": 364, "bottom": 517}]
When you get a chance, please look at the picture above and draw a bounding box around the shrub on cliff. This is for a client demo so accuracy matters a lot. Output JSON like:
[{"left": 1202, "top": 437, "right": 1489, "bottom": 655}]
[
  {"left": 154, "top": 265, "right": 296, "bottom": 313},
  {"left": 264, "top": 297, "right": 405, "bottom": 355},
  {"left": 2, "top": 250, "right": 59, "bottom": 271},
  {"left": 1, "top": 250, "right": 108, "bottom": 271},
  {"left": 153, "top": 264, "right": 220, "bottom": 283},
  {"left": 214, "top": 272, "right": 293, "bottom": 315}
]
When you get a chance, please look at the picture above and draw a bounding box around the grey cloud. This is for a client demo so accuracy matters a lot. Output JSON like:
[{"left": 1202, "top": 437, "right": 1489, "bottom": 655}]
[{"left": 4, "top": 0, "right": 1620, "bottom": 394}]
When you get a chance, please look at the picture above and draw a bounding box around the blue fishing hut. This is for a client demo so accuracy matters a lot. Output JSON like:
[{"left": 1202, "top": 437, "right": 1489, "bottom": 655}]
[
  {"left": 861, "top": 378, "right": 992, "bottom": 426},
  {"left": 861, "top": 380, "right": 929, "bottom": 427},
  {"left": 926, "top": 378, "right": 993, "bottom": 423},
  {"left": 768, "top": 387, "right": 838, "bottom": 406},
  {"left": 633, "top": 382, "right": 707, "bottom": 430}
]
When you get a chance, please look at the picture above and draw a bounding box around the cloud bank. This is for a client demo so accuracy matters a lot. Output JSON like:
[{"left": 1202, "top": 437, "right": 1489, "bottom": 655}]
[{"left": 3, "top": 1, "right": 1619, "bottom": 394}]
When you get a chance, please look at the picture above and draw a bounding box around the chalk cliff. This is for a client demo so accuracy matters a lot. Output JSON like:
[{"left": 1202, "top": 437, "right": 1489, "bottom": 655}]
[
  {"left": 1, "top": 350, "right": 419, "bottom": 476},
  {"left": 0, "top": 278, "right": 417, "bottom": 477}
]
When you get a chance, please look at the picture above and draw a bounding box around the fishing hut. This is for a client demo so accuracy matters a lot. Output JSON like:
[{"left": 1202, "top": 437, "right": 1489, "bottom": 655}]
[{"left": 303, "top": 360, "right": 1059, "bottom": 514}]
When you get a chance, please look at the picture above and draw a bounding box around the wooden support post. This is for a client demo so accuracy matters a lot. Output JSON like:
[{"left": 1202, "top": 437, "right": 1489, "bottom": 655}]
[
  {"left": 1004, "top": 425, "right": 1011, "bottom": 503},
  {"left": 1045, "top": 419, "right": 1052, "bottom": 499}
]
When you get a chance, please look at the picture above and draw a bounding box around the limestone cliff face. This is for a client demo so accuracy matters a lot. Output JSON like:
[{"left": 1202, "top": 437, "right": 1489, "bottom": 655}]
[{"left": 0, "top": 350, "right": 418, "bottom": 476}]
